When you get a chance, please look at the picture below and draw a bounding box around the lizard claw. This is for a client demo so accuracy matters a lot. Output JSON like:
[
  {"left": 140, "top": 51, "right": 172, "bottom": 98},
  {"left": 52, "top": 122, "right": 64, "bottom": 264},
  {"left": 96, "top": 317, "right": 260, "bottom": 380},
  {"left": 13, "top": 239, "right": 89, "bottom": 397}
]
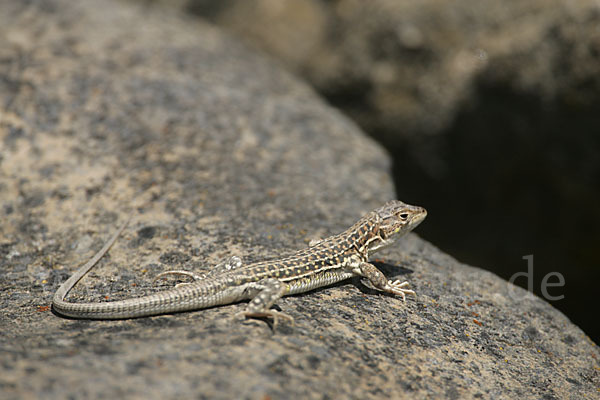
[
  {"left": 236, "top": 310, "right": 295, "bottom": 330},
  {"left": 386, "top": 280, "right": 416, "bottom": 301}
]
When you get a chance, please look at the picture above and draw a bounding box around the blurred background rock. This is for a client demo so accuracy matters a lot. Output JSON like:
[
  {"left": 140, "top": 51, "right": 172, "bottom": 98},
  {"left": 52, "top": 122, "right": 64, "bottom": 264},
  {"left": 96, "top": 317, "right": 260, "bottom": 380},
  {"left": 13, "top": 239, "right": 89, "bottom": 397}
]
[{"left": 138, "top": 0, "right": 600, "bottom": 343}]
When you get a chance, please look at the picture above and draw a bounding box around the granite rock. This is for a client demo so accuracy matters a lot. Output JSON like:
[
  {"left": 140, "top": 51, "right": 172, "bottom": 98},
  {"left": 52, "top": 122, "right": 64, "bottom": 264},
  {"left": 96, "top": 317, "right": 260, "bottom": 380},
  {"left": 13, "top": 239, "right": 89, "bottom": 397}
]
[
  {"left": 0, "top": 1, "right": 598, "bottom": 399},
  {"left": 181, "top": 0, "right": 600, "bottom": 344}
]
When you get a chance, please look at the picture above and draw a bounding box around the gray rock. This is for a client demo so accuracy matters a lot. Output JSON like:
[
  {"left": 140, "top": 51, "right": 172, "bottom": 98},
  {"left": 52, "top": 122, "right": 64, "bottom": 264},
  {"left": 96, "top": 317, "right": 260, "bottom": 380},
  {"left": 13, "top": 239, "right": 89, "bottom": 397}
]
[
  {"left": 186, "top": 0, "right": 600, "bottom": 138},
  {"left": 181, "top": 0, "right": 600, "bottom": 344},
  {"left": 0, "top": 1, "right": 598, "bottom": 399}
]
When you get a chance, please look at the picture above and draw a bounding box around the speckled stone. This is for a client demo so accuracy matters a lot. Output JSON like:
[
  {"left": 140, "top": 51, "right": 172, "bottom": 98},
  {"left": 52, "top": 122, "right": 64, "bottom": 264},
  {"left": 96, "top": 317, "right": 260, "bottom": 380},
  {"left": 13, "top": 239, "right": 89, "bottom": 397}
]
[{"left": 0, "top": 1, "right": 597, "bottom": 399}]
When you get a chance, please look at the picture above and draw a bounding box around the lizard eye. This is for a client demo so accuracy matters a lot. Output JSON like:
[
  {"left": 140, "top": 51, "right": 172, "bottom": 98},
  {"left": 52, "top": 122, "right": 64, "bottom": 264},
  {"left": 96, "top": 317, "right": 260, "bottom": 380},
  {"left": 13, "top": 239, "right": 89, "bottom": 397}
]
[{"left": 399, "top": 213, "right": 409, "bottom": 221}]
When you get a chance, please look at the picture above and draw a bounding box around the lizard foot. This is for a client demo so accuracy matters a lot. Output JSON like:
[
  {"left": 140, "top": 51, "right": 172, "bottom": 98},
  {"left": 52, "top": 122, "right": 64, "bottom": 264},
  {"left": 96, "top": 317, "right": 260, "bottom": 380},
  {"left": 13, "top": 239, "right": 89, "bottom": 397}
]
[
  {"left": 236, "top": 310, "right": 295, "bottom": 330},
  {"left": 385, "top": 280, "right": 416, "bottom": 301}
]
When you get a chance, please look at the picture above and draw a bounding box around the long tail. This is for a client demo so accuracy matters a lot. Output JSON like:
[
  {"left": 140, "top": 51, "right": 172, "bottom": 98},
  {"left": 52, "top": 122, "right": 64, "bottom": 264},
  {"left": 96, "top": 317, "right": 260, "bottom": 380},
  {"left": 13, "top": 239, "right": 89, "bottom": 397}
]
[
  {"left": 52, "top": 219, "right": 232, "bottom": 319},
  {"left": 52, "top": 219, "right": 129, "bottom": 318}
]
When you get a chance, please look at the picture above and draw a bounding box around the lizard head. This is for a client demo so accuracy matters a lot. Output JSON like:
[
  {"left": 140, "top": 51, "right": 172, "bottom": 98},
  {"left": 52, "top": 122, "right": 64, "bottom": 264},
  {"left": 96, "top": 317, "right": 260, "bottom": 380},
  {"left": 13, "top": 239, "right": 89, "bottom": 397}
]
[{"left": 376, "top": 200, "right": 427, "bottom": 240}]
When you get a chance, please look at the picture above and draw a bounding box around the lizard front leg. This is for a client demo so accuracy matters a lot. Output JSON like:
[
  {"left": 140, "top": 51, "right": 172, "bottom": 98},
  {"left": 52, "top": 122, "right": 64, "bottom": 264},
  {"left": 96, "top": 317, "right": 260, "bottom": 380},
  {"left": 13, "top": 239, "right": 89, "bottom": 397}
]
[
  {"left": 353, "top": 260, "right": 416, "bottom": 301},
  {"left": 236, "top": 278, "right": 293, "bottom": 329}
]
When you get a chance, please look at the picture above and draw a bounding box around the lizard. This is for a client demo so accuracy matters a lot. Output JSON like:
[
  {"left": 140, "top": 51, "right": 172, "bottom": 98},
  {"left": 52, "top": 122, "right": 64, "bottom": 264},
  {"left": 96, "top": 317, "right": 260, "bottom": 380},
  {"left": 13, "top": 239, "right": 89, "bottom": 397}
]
[{"left": 52, "top": 200, "right": 427, "bottom": 327}]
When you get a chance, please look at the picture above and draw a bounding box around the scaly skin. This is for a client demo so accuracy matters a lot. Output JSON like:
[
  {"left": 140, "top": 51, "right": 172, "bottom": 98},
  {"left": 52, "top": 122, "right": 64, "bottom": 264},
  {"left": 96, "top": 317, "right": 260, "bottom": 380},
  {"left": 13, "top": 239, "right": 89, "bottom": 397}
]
[{"left": 52, "top": 200, "right": 427, "bottom": 326}]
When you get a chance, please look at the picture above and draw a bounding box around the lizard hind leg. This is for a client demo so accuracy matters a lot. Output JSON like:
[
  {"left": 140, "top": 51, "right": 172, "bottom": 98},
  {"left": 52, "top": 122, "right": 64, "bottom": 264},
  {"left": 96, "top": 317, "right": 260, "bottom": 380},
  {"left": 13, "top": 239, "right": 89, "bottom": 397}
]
[
  {"left": 152, "top": 270, "right": 205, "bottom": 288},
  {"left": 308, "top": 237, "right": 323, "bottom": 247},
  {"left": 236, "top": 278, "right": 294, "bottom": 329},
  {"left": 207, "top": 255, "right": 243, "bottom": 277},
  {"left": 152, "top": 256, "right": 244, "bottom": 287}
]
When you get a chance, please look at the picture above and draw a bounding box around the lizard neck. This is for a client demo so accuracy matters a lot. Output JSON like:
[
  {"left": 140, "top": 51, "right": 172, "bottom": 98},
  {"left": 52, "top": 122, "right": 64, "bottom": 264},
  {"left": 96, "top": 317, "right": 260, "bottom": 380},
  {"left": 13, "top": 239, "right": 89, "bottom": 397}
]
[{"left": 341, "top": 211, "right": 384, "bottom": 259}]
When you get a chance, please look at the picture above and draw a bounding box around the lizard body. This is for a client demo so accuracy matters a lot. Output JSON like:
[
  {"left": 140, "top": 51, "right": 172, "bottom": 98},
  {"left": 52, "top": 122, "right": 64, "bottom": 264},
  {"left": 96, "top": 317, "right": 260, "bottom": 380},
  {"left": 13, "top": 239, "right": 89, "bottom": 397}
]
[{"left": 52, "top": 200, "right": 426, "bottom": 325}]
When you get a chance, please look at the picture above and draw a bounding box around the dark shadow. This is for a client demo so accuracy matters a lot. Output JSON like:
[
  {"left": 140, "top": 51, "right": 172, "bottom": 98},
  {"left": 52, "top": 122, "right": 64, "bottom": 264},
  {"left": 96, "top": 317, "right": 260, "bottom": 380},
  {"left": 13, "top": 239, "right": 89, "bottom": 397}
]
[{"left": 389, "top": 79, "right": 600, "bottom": 343}]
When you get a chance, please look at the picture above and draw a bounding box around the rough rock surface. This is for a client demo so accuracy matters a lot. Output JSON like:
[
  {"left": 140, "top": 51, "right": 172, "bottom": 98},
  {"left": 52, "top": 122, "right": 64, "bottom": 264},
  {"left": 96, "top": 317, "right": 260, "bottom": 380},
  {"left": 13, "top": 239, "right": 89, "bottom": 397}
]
[
  {"left": 188, "top": 0, "right": 600, "bottom": 138},
  {"left": 1, "top": 1, "right": 598, "bottom": 399},
  {"left": 180, "top": 0, "right": 600, "bottom": 343}
]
